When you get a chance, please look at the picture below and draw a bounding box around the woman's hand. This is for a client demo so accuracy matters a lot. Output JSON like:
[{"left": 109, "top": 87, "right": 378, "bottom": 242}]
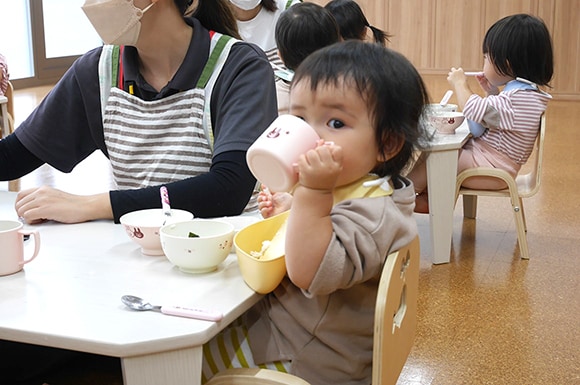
[
  {"left": 257, "top": 185, "right": 292, "bottom": 219},
  {"left": 15, "top": 186, "right": 113, "bottom": 224}
]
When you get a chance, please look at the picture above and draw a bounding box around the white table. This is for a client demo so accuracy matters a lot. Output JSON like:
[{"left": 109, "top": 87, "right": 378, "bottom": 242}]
[
  {"left": 425, "top": 122, "right": 471, "bottom": 264},
  {"left": 0, "top": 95, "right": 8, "bottom": 138},
  {"left": 0, "top": 192, "right": 262, "bottom": 385}
]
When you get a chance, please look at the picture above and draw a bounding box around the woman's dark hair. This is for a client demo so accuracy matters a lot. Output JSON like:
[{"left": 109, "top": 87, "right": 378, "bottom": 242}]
[
  {"left": 292, "top": 41, "right": 430, "bottom": 179},
  {"left": 483, "top": 13, "right": 553, "bottom": 86},
  {"left": 178, "top": 0, "right": 241, "bottom": 39},
  {"left": 324, "top": 0, "right": 391, "bottom": 46},
  {"left": 275, "top": 2, "right": 340, "bottom": 70}
]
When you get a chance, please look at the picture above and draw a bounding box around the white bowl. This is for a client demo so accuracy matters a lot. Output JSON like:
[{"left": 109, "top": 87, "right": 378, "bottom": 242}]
[
  {"left": 160, "top": 220, "right": 235, "bottom": 274},
  {"left": 429, "top": 112, "right": 465, "bottom": 134},
  {"left": 120, "top": 208, "right": 193, "bottom": 256},
  {"left": 214, "top": 215, "right": 260, "bottom": 233},
  {"left": 427, "top": 103, "right": 458, "bottom": 114}
]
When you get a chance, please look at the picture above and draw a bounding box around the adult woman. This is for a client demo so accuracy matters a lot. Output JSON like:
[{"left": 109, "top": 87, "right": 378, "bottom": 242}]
[
  {"left": 0, "top": 0, "right": 277, "bottom": 225},
  {"left": 228, "top": 0, "right": 300, "bottom": 65}
]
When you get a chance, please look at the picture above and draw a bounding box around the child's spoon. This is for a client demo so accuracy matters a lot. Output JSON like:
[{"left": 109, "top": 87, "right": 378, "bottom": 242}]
[
  {"left": 121, "top": 295, "right": 223, "bottom": 321},
  {"left": 160, "top": 186, "right": 171, "bottom": 225},
  {"left": 439, "top": 90, "right": 453, "bottom": 106}
]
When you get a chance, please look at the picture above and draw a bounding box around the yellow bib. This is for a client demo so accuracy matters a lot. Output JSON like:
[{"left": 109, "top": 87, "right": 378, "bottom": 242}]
[
  {"left": 332, "top": 174, "right": 393, "bottom": 204},
  {"left": 255, "top": 175, "right": 393, "bottom": 260}
]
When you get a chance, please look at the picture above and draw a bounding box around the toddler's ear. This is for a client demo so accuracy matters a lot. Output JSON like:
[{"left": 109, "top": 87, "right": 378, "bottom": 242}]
[{"left": 377, "top": 133, "right": 405, "bottom": 162}]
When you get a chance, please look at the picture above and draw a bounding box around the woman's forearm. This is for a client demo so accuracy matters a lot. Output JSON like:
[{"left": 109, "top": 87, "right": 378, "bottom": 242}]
[{"left": 0, "top": 134, "right": 44, "bottom": 180}]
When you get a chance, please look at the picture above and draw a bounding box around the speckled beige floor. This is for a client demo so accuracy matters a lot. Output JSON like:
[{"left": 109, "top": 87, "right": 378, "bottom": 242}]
[{"left": 4, "top": 79, "right": 579, "bottom": 385}]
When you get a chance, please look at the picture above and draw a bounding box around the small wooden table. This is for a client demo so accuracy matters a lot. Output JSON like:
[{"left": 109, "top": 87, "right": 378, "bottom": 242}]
[{"left": 424, "top": 121, "right": 471, "bottom": 264}]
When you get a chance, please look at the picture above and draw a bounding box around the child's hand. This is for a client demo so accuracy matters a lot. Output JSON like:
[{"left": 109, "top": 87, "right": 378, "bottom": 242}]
[
  {"left": 475, "top": 74, "right": 499, "bottom": 96},
  {"left": 447, "top": 67, "right": 468, "bottom": 88},
  {"left": 258, "top": 185, "right": 292, "bottom": 218},
  {"left": 296, "top": 140, "right": 343, "bottom": 191}
]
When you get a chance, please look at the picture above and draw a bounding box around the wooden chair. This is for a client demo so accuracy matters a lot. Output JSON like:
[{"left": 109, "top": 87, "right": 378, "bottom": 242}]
[
  {"left": 203, "top": 368, "right": 310, "bottom": 385},
  {"left": 5, "top": 79, "right": 14, "bottom": 119},
  {"left": 1, "top": 81, "right": 20, "bottom": 192},
  {"left": 206, "top": 236, "right": 421, "bottom": 385},
  {"left": 455, "top": 113, "right": 547, "bottom": 259}
]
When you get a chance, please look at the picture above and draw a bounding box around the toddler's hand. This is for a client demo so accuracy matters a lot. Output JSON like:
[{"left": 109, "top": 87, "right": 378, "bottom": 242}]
[
  {"left": 297, "top": 140, "right": 343, "bottom": 191},
  {"left": 258, "top": 185, "right": 292, "bottom": 218},
  {"left": 447, "top": 67, "right": 467, "bottom": 88},
  {"left": 475, "top": 74, "right": 499, "bottom": 96}
]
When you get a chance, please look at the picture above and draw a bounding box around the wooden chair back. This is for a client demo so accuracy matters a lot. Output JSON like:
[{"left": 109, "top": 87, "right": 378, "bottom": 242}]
[{"left": 206, "top": 236, "right": 421, "bottom": 385}]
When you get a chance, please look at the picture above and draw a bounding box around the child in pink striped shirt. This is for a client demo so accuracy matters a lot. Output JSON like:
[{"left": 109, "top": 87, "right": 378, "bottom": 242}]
[{"left": 408, "top": 13, "right": 553, "bottom": 213}]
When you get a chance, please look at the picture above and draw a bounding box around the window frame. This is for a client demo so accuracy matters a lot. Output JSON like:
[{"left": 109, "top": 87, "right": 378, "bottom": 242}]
[{"left": 11, "top": 0, "right": 91, "bottom": 89}]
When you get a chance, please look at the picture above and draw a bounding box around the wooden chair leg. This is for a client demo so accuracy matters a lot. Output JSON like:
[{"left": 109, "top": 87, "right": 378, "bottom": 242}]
[
  {"left": 8, "top": 179, "right": 20, "bottom": 192},
  {"left": 462, "top": 195, "right": 478, "bottom": 219},
  {"left": 518, "top": 197, "right": 527, "bottom": 233},
  {"left": 513, "top": 204, "right": 529, "bottom": 259}
]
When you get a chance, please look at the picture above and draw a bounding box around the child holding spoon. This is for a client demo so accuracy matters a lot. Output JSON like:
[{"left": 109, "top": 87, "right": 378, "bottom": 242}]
[{"left": 407, "top": 13, "right": 553, "bottom": 213}]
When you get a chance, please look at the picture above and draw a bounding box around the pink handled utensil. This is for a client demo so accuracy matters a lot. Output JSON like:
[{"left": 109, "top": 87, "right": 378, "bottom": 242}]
[
  {"left": 121, "top": 295, "right": 223, "bottom": 322},
  {"left": 160, "top": 186, "right": 171, "bottom": 225}
]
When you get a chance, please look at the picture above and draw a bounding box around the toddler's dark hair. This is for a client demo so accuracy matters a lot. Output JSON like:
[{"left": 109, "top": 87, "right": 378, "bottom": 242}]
[
  {"left": 483, "top": 13, "right": 553, "bottom": 86},
  {"left": 275, "top": 2, "right": 341, "bottom": 71},
  {"left": 293, "top": 41, "right": 430, "bottom": 179},
  {"left": 324, "top": 0, "right": 391, "bottom": 46}
]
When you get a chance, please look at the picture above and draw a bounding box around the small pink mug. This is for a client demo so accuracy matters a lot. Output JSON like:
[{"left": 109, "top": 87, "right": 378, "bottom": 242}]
[
  {"left": 246, "top": 115, "right": 320, "bottom": 192},
  {"left": 0, "top": 220, "right": 41, "bottom": 276}
]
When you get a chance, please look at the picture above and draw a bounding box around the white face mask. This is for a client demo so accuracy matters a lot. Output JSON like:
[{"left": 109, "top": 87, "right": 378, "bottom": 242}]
[
  {"left": 229, "top": 0, "right": 262, "bottom": 11},
  {"left": 82, "top": 0, "right": 155, "bottom": 46},
  {"left": 274, "top": 69, "right": 294, "bottom": 82}
]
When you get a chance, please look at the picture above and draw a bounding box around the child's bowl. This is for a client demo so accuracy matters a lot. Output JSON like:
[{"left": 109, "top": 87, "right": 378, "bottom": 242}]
[
  {"left": 427, "top": 103, "right": 458, "bottom": 114},
  {"left": 429, "top": 112, "right": 465, "bottom": 134},
  {"left": 213, "top": 215, "right": 260, "bottom": 234},
  {"left": 160, "top": 219, "right": 235, "bottom": 273},
  {"left": 120, "top": 208, "right": 194, "bottom": 256},
  {"left": 234, "top": 211, "right": 289, "bottom": 294}
]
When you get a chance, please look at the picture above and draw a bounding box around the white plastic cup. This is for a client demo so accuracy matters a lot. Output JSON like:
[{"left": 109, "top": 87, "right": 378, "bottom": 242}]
[
  {"left": 0, "top": 220, "right": 40, "bottom": 276},
  {"left": 246, "top": 115, "right": 320, "bottom": 192}
]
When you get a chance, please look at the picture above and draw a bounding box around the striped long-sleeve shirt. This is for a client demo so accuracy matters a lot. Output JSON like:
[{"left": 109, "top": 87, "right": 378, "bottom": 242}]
[{"left": 463, "top": 86, "right": 551, "bottom": 164}]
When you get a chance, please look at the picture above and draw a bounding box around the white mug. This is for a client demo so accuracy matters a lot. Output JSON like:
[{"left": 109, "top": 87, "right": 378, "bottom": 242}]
[
  {"left": 246, "top": 114, "right": 320, "bottom": 192},
  {"left": 0, "top": 220, "right": 41, "bottom": 276}
]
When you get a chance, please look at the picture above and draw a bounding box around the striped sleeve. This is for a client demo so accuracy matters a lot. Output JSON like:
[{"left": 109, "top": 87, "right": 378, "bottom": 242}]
[{"left": 464, "top": 90, "right": 549, "bottom": 164}]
